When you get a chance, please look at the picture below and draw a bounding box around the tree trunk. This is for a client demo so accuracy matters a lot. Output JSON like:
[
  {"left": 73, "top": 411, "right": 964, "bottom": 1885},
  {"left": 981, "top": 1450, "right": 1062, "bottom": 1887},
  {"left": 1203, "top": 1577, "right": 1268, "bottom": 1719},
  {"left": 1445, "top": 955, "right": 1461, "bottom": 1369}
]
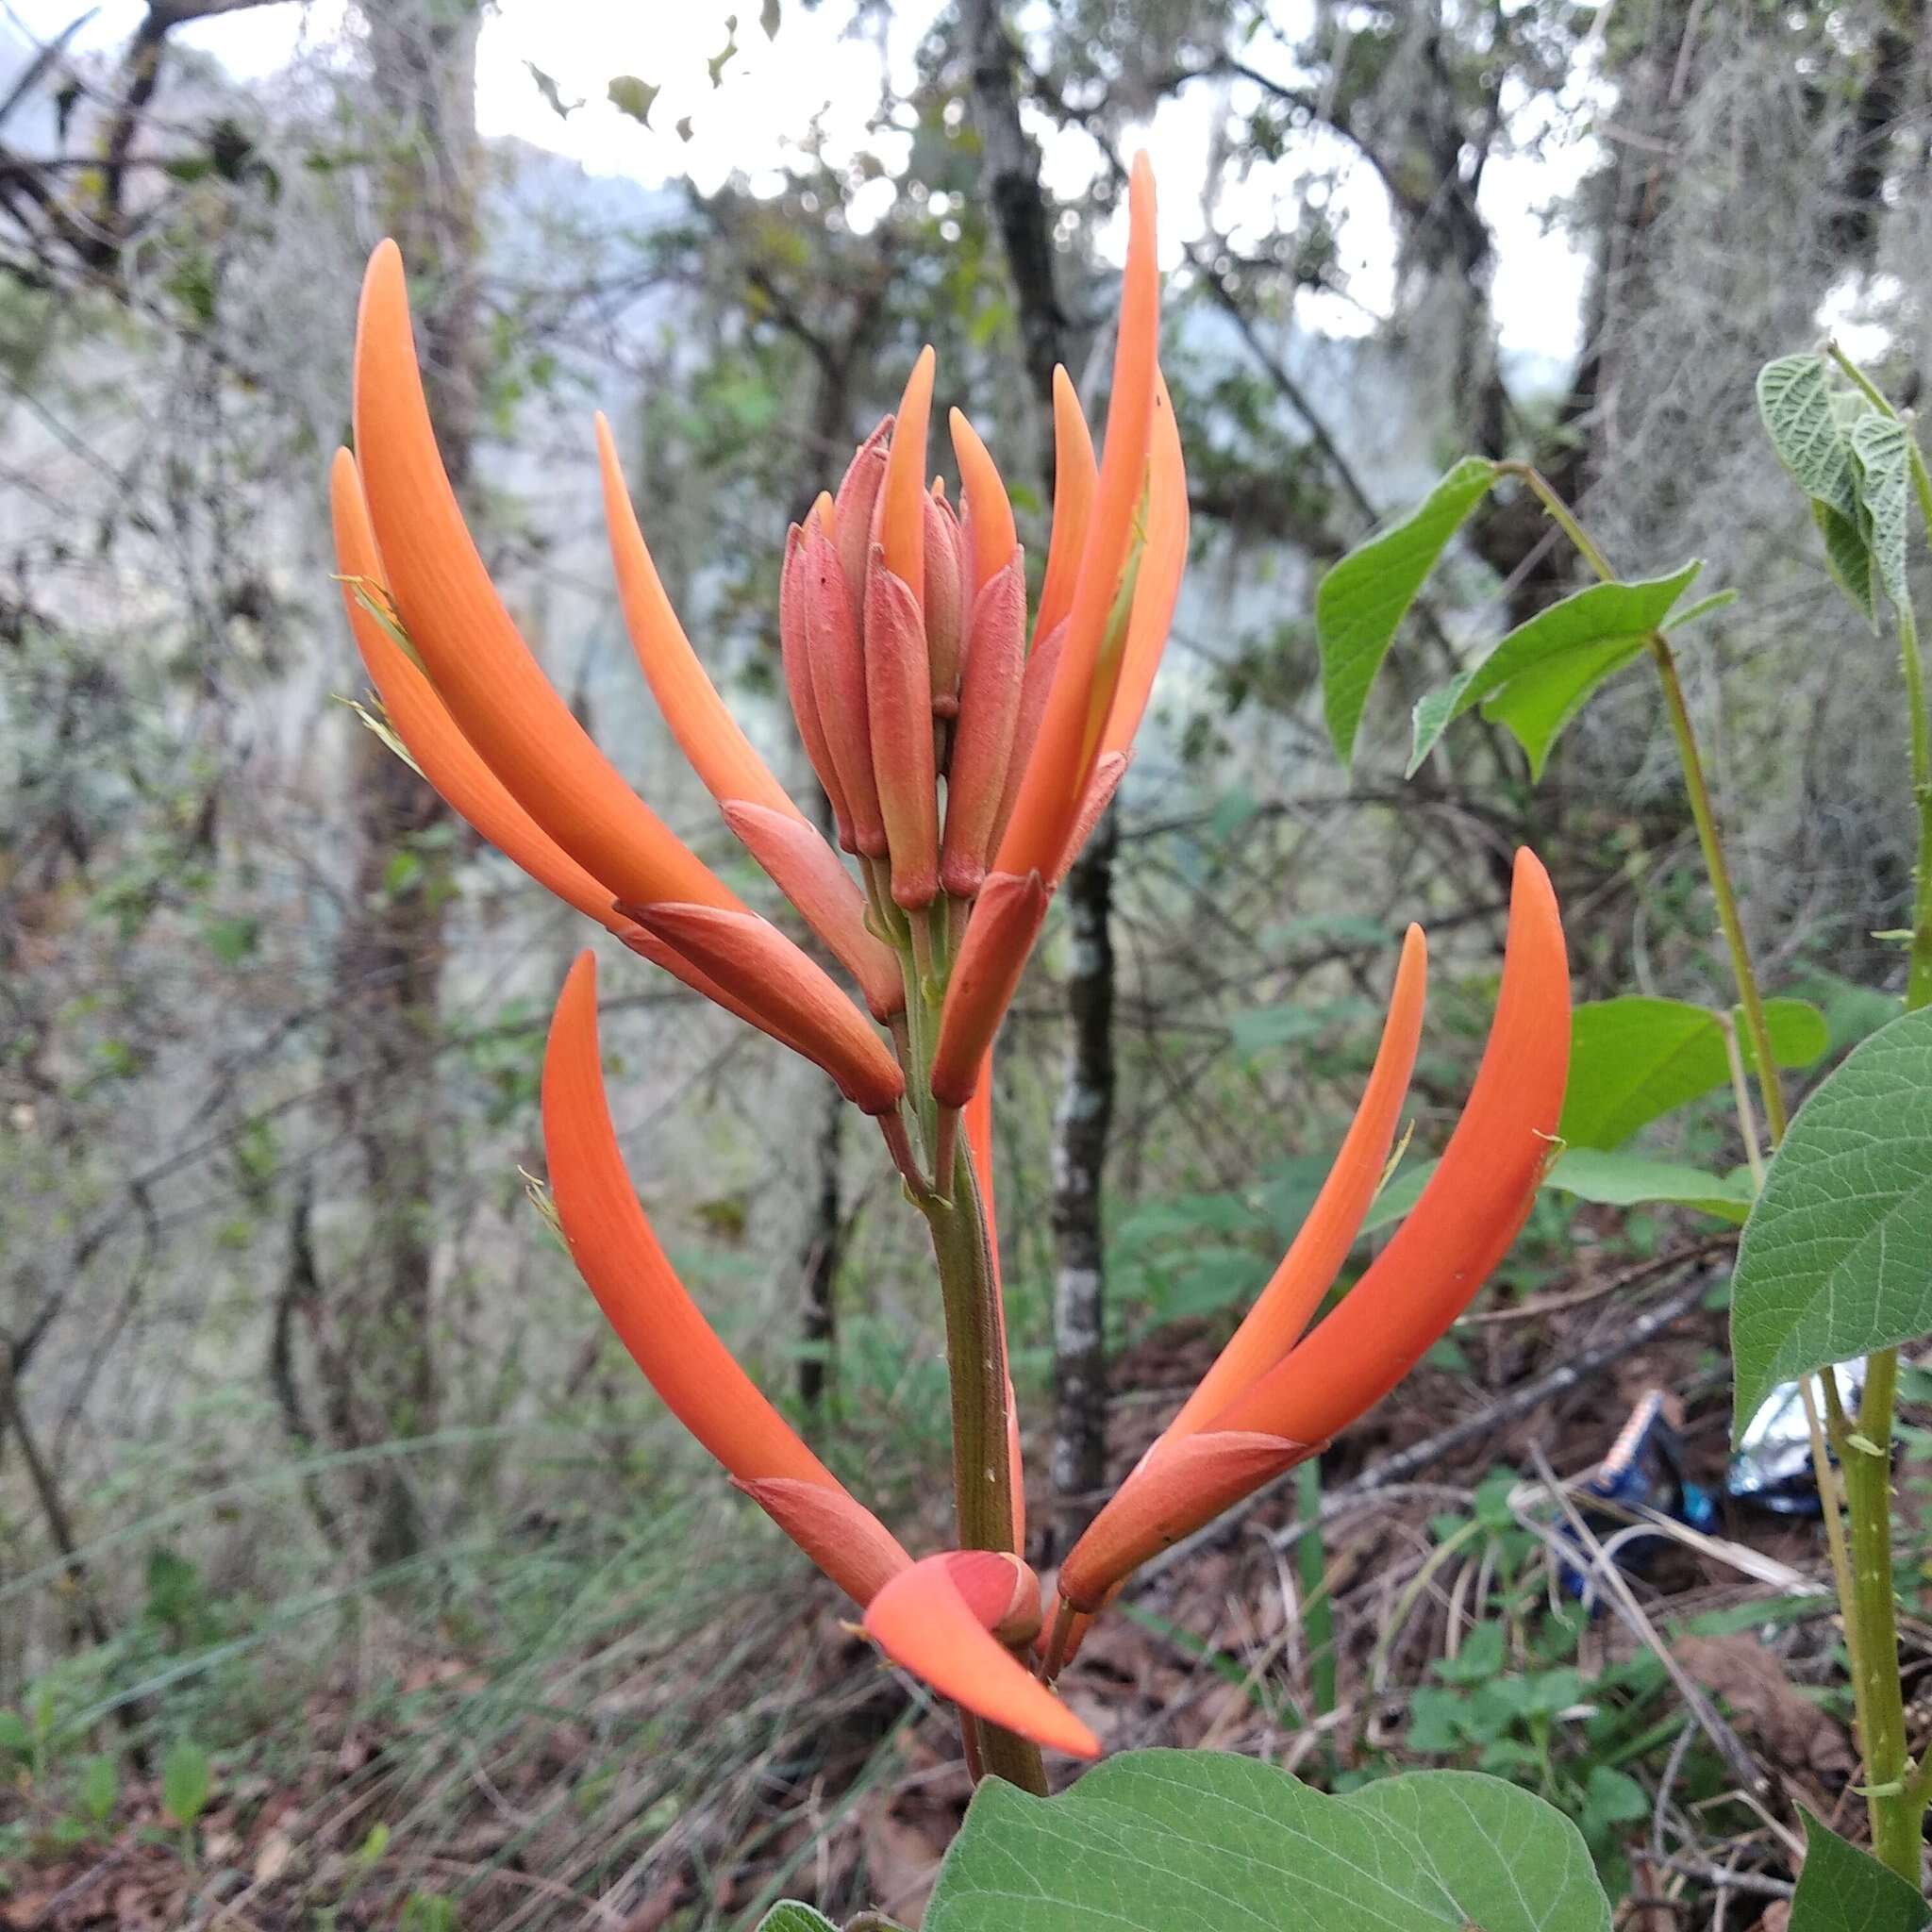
[{"left": 319, "top": 0, "right": 482, "bottom": 1570}]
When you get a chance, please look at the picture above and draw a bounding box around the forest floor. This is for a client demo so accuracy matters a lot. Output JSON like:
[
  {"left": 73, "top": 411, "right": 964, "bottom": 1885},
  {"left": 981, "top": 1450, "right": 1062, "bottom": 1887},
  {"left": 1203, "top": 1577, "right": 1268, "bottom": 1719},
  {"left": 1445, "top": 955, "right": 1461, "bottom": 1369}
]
[{"left": 2, "top": 1230, "right": 1919, "bottom": 1930}]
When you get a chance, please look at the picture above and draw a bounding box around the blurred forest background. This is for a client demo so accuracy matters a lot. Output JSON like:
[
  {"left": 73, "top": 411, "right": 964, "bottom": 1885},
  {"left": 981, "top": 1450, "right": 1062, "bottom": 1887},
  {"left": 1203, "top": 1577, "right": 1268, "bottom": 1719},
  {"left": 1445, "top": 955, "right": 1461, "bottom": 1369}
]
[{"left": 2, "top": 0, "right": 1930, "bottom": 1924}]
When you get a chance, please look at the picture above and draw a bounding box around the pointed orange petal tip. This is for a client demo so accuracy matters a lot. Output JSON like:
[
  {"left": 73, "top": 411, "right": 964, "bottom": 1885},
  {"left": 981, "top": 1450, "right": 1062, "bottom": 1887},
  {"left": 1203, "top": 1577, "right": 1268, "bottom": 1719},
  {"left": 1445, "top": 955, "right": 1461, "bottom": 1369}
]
[
  {"left": 1048, "top": 750, "right": 1131, "bottom": 890},
  {"left": 627, "top": 903, "right": 907, "bottom": 1114},
  {"left": 862, "top": 549, "right": 940, "bottom": 908},
  {"left": 542, "top": 952, "right": 844, "bottom": 1490},
  {"left": 1157, "top": 922, "right": 1427, "bottom": 1444},
  {"left": 733, "top": 1475, "right": 912, "bottom": 1608},
  {"left": 949, "top": 408, "right": 1017, "bottom": 594},
  {"left": 940, "top": 554, "right": 1027, "bottom": 898},
  {"left": 833, "top": 422, "right": 890, "bottom": 618},
  {"left": 720, "top": 801, "right": 905, "bottom": 1022},
  {"left": 353, "top": 242, "right": 735, "bottom": 917},
  {"left": 880, "top": 348, "right": 935, "bottom": 606},
  {"left": 923, "top": 487, "right": 968, "bottom": 714},
  {"left": 1057, "top": 1428, "right": 1311, "bottom": 1612},
  {"left": 864, "top": 1554, "right": 1097, "bottom": 1758},
  {"left": 1037, "top": 368, "right": 1097, "bottom": 649},
  {"left": 930, "top": 870, "right": 1050, "bottom": 1108},
  {"left": 595, "top": 414, "right": 800, "bottom": 824},
  {"left": 1208, "top": 851, "right": 1569, "bottom": 1448}
]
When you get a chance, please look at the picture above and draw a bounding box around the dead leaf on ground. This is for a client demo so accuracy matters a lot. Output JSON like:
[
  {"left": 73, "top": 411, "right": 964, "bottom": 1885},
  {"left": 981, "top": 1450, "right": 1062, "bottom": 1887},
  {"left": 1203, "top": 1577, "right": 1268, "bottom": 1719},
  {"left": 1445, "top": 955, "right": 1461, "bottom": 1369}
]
[{"left": 1675, "top": 1633, "right": 1853, "bottom": 1777}]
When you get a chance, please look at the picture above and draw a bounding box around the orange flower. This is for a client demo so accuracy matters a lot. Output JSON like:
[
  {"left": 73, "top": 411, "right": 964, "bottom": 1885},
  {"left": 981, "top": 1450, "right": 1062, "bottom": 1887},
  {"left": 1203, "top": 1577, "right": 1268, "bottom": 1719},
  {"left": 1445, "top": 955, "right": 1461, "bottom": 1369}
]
[
  {"left": 1057, "top": 851, "right": 1569, "bottom": 1615},
  {"left": 542, "top": 953, "right": 909, "bottom": 1607},
  {"left": 544, "top": 957, "right": 1091, "bottom": 1757}
]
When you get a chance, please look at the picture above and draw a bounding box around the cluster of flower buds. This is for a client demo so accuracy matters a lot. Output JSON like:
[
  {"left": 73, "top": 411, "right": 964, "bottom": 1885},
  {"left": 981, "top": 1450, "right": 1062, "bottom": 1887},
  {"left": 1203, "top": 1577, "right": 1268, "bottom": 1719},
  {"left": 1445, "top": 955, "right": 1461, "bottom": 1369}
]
[{"left": 329, "top": 152, "right": 1573, "bottom": 1765}]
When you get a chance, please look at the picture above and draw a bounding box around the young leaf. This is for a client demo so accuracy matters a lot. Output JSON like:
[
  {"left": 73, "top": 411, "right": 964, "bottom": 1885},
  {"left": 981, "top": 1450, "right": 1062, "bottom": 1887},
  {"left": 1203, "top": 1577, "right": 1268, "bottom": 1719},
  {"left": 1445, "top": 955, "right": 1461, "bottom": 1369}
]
[
  {"left": 755, "top": 1909, "right": 843, "bottom": 1932},
  {"left": 1848, "top": 414, "right": 1914, "bottom": 616},
  {"left": 1558, "top": 996, "right": 1829, "bottom": 1150},
  {"left": 1407, "top": 562, "right": 1702, "bottom": 777},
  {"left": 1811, "top": 502, "right": 1877, "bottom": 624},
  {"left": 1316, "top": 457, "right": 1498, "bottom": 768},
  {"left": 924, "top": 1750, "right": 1612, "bottom": 1931},
  {"left": 160, "top": 1739, "right": 211, "bottom": 1829},
  {"left": 1757, "top": 356, "right": 1861, "bottom": 520},
  {"left": 1479, "top": 635, "right": 1648, "bottom": 779},
  {"left": 1788, "top": 1808, "right": 1930, "bottom": 1932},
  {"left": 1733, "top": 1007, "right": 1932, "bottom": 1432},
  {"left": 1544, "top": 1149, "right": 1753, "bottom": 1224}
]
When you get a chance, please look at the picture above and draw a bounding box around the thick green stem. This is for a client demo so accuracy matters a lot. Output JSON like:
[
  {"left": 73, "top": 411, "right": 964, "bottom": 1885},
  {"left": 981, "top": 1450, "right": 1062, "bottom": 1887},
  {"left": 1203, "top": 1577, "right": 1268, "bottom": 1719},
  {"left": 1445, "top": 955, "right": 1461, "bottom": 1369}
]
[
  {"left": 1504, "top": 462, "right": 1790, "bottom": 1143},
  {"left": 1837, "top": 1352, "right": 1916, "bottom": 1880},
  {"left": 919, "top": 1146, "right": 1044, "bottom": 1794}
]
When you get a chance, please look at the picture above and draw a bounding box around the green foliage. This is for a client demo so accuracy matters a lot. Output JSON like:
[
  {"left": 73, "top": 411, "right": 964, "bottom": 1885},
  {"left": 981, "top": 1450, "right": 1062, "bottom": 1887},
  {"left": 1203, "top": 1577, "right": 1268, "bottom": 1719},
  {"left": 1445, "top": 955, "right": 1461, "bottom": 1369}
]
[
  {"left": 1543, "top": 1149, "right": 1752, "bottom": 1224},
  {"left": 1316, "top": 457, "right": 1498, "bottom": 766},
  {"left": 1732, "top": 1008, "right": 1932, "bottom": 1427},
  {"left": 1558, "top": 995, "right": 1828, "bottom": 1149},
  {"left": 1408, "top": 564, "right": 1702, "bottom": 777},
  {"left": 160, "top": 1737, "right": 211, "bottom": 1828},
  {"left": 1848, "top": 416, "right": 1914, "bottom": 617},
  {"left": 1788, "top": 1809, "right": 1930, "bottom": 1932},
  {"left": 924, "top": 1749, "right": 1611, "bottom": 1931},
  {"left": 399, "top": 1894, "right": 459, "bottom": 1932},
  {"left": 757, "top": 1908, "right": 841, "bottom": 1932}
]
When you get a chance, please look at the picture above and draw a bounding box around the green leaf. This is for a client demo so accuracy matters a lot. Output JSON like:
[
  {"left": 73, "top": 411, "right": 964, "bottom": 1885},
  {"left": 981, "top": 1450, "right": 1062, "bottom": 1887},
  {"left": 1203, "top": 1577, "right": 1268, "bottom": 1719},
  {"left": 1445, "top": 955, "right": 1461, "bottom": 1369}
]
[
  {"left": 607, "top": 75, "right": 660, "bottom": 125},
  {"left": 160, "top": 1739, "right": 210, "bottom": 1828},
  {"left": 1407, "top": 564, "right": 1702, "bottom": 776},
  {"left": 1814, "top": 501, "right": 1879, "bottom": 624},
  {"left": 1849, "top": 414, "right": 1914, "bottom": 616},
  {"left": 1316, "top": 458, "right": 1498, "bottom": 767},
  {"left": 1544, "top": 1148, "right": 1754, "bottom": 1223},
  {"left": 1559, "top": 996, "right": 1829, "bottom": 1149},
  {"left": 755, "top": 1908, "right": 842, "bottom": 1932},
  {"left": 1481, "top": 635, "right": 1649, "bottom": 779},
  {"left": 1788, "top": 1809, "right": 1930, "bottom": 1931},
  {"left": 924, "top": 1750, "right": 1611, "bottom": 1932},
  {"left": 79, "top": 1754, "right": 118, "bottom": 1825},
  {"left": 1359, "top": 1158, "right": 1438, "bottom": 1233},
  {"left": 1733, "top": 1007, "right": 1932, "bottom": 1432},
  {"left": 1757, "top": 356, "right": 1861, "bottom": 521}
]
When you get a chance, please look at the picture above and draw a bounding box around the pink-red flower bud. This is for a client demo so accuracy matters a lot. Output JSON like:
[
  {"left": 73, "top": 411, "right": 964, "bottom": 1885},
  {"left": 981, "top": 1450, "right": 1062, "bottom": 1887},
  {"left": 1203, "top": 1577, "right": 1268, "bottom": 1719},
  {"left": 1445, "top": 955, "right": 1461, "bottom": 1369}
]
[
  {"left": 940, "top": 553, "right": 1027, "bottom": 898},
  {"left": 863, "top": 546, "right": 940, "bottom": 908}
]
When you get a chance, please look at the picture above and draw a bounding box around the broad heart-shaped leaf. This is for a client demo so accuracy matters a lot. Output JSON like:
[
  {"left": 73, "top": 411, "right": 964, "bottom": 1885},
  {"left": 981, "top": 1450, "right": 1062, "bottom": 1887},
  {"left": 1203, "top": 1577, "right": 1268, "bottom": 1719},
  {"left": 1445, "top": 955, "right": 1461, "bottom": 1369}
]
[
  {"left": 1559, "top": 995, "right": 1829, "bottom": 1150},
  {"left": 1757, "top": 355, "right": 1860, "bottom": 521},
  {"left": 1407, "top": 563, "right": 1702, "bottom": 777},
  {"left": 1544, "top": 1149, "right": 1753, "bottom": 1223},
  {"left": 1733, "top": 1006, "right": 1932, "bottom": 1432},
  {"left": 1849, "top": 413, "right": 1915, "bottom": 615},
  {"left": 924, "top": 1751, "right": 1612, "bottom": 1932},
  {"left": 1317, "top": 457, "right": 1498, "bottom": 768},
  {"left": 1789, "top": 1809, "right": 1930, "bottom": 1932},
  {"left": 754, "top": 1908, "right": 842, "bottom": 1932}
]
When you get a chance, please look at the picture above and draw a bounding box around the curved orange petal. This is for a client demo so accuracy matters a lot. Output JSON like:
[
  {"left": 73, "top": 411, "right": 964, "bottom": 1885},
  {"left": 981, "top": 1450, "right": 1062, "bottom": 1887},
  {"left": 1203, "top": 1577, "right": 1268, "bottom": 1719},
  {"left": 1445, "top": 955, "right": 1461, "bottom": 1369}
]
[
  {"left": 625, "top": 903, "right": 906, "bottom": 1115},
  {"left": 720, "top": 803, "right": 905, "bottom": 1022},
  {"left": 1035, "top": 367, "right": 1097, "bottom": 649},
  {"left": 330, "top": 449, "right": 627, "bottom": 937},
  {"left": 353, "top": 242, "right": 735, "bottom": 914},
  {"left": 994, "top": 156, "right": 1159, "bottom": 880},
  {"left": 595, "top": 414, "right": 801, "bottom": 823},
  {"left": 544, "top": 952, "right": 840, "bottom": 1488},
  {"left": 1057, "top": 1430, "right": 1310, "bottom": 1613},
  {"left": 1047, "top": 751, "right": 1130, "bottom": 891},
  {"left": 949, "top": 408, "right": 1017, "bottom": 595},
  {"left": 1158, "top": 924, "right": 1427, "bottom": 1445},
  {"left": 962, "top": 1062, "right": 1024, "bottom": 1551},
  {"left": 878, "top": 347, "right": 935, "bottom": 607},
  {"left": 1208, "top": 850, "right": 1570, "bottom": 1446},
  {"left": 1097, "top": 370, "right": 1189, "bottom": 760},
  {"left": 864, "top": 1554, "right": 1098, "bottom": 1758},
  {"left": 616, "top": 923, "right": 823, "bottom": 1062},
  {"left": 929, "top": 871, "right": 1050, "bottom": 1109},
  {"left": 733, "top": 1476, "right": 912, "bottom": 1608}
]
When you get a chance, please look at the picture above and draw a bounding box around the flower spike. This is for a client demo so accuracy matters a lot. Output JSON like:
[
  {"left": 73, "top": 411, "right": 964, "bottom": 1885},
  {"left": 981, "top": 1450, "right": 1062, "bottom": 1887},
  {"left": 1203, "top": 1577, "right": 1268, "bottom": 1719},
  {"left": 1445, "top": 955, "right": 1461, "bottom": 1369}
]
[
  {"left": 352, "top": 241, "right": 735, "bottom": 916},
  {"left": 1058, "top": 852, "right": 1569, "bottom": 1612},
  {"left": 543, "top": 954, "right": 910, "bottom": 1607},
  {"left": 864, "top": 1554, "right": 1097, "bottom": 1758}
]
